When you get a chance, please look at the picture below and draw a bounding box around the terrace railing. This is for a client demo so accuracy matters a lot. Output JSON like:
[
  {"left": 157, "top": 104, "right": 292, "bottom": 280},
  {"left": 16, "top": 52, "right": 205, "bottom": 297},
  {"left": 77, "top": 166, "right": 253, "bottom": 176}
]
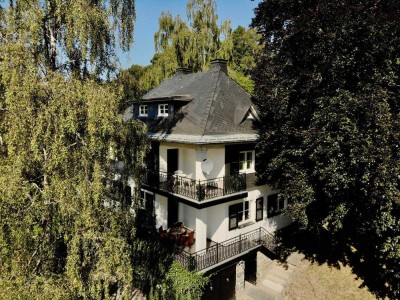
[
  {"left": 173, "top": 227, "right": 276, "bottom": 272},
  {"left": 145, "top": 170, "right": 246, "bottom": 201}
]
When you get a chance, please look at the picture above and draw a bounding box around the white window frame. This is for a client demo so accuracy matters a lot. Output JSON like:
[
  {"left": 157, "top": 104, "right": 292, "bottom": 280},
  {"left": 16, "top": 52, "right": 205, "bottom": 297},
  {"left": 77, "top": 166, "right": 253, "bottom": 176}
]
[
  {"left": 140, "top": 189, "right": 154, "bottom": 210},
  {"left": 158, "top": 104, "right": 168, "bottom": 117},
  {"left": 229, "top": 200, "right": 251, "bottom": 230},
  {"left": 139, "top": 104, "right": 148, "bottom": 117},
  {"left": 239, "top": 150, "right": 255, "bottom": 173},
  {"left": 239, "top": 200, "right": 250, "bottom": 225}
]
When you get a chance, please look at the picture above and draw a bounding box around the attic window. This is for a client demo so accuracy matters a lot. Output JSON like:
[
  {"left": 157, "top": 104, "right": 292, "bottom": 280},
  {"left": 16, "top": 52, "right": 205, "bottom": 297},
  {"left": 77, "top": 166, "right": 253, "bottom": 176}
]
[
  {"left": 158, "top": 104, "right": 168, "bottom": 117},
  {"left": 139, "top": 105, "right": 148, "bottom": 117}
]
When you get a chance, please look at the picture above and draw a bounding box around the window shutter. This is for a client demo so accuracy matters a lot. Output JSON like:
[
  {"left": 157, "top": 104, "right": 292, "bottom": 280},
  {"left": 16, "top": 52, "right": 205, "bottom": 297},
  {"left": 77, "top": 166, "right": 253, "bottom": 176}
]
[
  {"left": 229, "top": 205, "right": 237, "bottom": 230},
  {"left": 256, "top": 197, "right": 263, "bottom": 221}
]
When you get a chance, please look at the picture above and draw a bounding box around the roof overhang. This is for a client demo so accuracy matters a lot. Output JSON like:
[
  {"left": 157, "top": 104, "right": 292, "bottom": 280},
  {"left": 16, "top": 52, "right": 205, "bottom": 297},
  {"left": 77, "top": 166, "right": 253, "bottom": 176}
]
[
  {"left": 141, "top": 94, "right": 194, "bottom": 103},
  {"left": 147, "top": 132, "right": 258, "bottom": 144}
]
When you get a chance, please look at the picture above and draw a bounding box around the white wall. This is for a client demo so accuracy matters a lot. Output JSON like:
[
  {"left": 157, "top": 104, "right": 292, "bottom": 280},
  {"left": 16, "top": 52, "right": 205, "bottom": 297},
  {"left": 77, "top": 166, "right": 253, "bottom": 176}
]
[
  {"left": 180, "top": 203, "right": 197, "bottom": 230},
  {"left": 198, "top": 184, "right": 291, "bottom": 245},
  {"left": 205, "top": 146, "right": 225, "bottom": 179},
  {"left": 155, "top": 141, "right": 292, "bottom": 250},
  {"left": 159, "top": 142, "right": 197, "bottom": 178},
  {"left": 159, "top": 143, "right": 225, "bottom": 181},
  {"left": 155, "top": 194, "right": 168, "bottom": 230}
]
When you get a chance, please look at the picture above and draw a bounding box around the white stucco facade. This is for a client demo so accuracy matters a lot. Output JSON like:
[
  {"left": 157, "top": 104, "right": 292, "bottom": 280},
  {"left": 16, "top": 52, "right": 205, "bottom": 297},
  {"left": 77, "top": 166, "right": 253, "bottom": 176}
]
[{"left": 151, "top": 141, "right": 291, "bottom": 253}]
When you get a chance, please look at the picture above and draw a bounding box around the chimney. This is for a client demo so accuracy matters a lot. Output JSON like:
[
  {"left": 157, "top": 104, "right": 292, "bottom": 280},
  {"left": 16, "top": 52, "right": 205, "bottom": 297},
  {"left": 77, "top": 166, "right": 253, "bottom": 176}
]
[
  {"left": 175, "top": 67, "right": 192, "bottom": 76},
  {"left": 210, "top": 59, "right": 228, "bottom": 74}
]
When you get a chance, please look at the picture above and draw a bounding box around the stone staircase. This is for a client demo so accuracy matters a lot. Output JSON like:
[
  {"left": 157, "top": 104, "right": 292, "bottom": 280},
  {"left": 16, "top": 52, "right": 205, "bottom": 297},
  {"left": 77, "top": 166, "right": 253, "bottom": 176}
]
[{"left": 243, "top": 252, "right": 304, "bottom": 300}]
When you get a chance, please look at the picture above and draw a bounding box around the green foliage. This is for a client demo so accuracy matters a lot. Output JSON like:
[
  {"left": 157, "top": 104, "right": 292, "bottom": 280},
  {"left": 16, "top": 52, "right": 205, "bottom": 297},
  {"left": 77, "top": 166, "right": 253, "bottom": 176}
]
[
  {"left": 252, "top": 1, "right": 400, "bottom": 298},
  {"left": 115, "top": 64, "right": 150, "bottom": 109},
  {"left": 0, "top": 1, "right": 160, "bottom": 299},
  {"left": 230, "top": 26, "right": 263, "bottom": 76},
  {"left": 139, "top": 0, "right": 259, "bottom": 94},
  {"left": 150, "top": 262, "right": 208, "bottom": 300},
  {"left": 3, "top": 0, "right": 135, "bottom": 77}
]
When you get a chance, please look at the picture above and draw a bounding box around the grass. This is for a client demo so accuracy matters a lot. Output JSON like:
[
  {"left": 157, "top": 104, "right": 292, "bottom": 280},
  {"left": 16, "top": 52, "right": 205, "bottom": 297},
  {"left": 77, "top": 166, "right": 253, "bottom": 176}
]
[{"left": 284, "top": 259, "right": 376, "bottom": 300}]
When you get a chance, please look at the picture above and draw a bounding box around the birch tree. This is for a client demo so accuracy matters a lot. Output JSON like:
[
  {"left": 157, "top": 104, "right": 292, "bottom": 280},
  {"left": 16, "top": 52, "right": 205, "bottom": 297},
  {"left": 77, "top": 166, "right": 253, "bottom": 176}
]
[{"left": 0, "top": 1, "right": 151, "bottom": 299}]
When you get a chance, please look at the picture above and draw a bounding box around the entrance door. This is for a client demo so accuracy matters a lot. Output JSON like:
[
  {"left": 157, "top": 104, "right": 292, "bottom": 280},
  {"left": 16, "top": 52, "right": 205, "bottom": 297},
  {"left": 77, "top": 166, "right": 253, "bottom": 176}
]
[
  {"left": 245, "top": 252, "right": 257, "bottom": 285},
  {"left": 167, "top": 148, "right": 179, "bottom": 174},
  {"left": 202, "top": 264, "right": 236, "bottom": 300}
]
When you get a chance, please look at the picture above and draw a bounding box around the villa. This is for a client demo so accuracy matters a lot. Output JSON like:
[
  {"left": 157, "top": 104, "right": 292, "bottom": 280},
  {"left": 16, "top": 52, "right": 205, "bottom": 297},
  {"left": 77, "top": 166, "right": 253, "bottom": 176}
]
[{"left": 125, "top": 59, "right": 291, "bottom": 298}]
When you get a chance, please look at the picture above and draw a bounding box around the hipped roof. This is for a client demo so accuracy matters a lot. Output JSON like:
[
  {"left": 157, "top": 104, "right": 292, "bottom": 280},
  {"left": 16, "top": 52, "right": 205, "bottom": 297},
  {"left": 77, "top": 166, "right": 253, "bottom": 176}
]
[{"left": 136, "top": 62, "right": 258, "bottom": 144}]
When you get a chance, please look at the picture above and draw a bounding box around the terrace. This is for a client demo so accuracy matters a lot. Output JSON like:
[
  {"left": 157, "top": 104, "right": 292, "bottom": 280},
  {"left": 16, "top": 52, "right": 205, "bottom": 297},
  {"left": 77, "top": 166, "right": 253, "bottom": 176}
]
[{"left": 144, "top": 170, "right": 247, "bottom": 201}]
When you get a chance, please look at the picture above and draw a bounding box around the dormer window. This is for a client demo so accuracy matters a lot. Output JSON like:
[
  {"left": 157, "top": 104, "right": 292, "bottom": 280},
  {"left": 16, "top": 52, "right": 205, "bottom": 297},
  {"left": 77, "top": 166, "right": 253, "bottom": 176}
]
[
  {"left": 158, "top": 104, "right": 168, "bottom": 117},
  {"left": 139, "top": 105, "right": 148, "bottom": 117}
]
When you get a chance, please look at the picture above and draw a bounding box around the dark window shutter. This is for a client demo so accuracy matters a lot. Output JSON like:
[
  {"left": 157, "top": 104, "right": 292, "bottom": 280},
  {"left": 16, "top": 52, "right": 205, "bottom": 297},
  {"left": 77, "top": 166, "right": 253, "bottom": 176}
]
[
  {"left": 146, "top": 192, "right": 154, "bottom": 212},
  {"left": 124, "top": 185, "right": 132, "bottom": 207},
  {"left": 229, "top": 203, "right": 241, "bottom": 230},
  {"left": 256, "top": 197, "right": 263, "bottom": 221}
]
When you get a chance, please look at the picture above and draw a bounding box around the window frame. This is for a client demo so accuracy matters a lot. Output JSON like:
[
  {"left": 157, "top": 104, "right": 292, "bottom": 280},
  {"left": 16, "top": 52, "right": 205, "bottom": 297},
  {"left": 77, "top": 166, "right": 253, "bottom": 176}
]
[
  {"left": 229, "top": 200, "right": 251, "bottom": 230},
  {"left": 140, "top": 189, "right": 155, "bottom": 211},
  {"left": 139, "top": 104, "right": 148, "bottom": 117},
  {"left": 158, "top": 104, "right": 169, "bottom": 117},
  {"left": 239, "top": 150, "right": 255, "bottom": 173},
  {"left": 267, "top": 194, "right": 286, "bottom": 218}
]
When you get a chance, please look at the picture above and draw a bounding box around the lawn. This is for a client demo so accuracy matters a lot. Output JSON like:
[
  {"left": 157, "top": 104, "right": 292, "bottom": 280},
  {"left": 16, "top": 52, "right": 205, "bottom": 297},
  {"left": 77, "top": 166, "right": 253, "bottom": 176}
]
[{"left": 283, "top": 259, "right": 376, "bottom": 300}]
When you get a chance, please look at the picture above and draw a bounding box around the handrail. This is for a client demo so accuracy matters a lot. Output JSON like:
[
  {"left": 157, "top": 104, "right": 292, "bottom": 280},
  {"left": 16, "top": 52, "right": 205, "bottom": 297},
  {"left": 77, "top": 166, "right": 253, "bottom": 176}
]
[
  {"left": 145, "top": 170, "right": 247, "bottom": 201},
  {"left": 173, "top": 227, "right": 276, "bottom": 272}
]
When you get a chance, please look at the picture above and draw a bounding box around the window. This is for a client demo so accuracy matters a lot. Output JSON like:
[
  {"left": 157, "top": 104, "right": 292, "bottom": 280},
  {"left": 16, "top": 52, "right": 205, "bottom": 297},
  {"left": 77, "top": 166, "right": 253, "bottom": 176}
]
[
  {"left": 267, "top": 194, "right": 285, "bottom": 217},
  {"left": 124, "top": 185, "right": 132, "bottom": 207},
  {"left": 256, "top": 197, "right": 263, "bottom": 221},
  {"left": 139, "top": 105, "right": 148, "bottom": 117},
  {"left": 140, "top": 189, "right": 154, "bottom": 211},
  {"left": 229, "top": 201, "right": 250, "bottom": 230},
  {"left": 158, "top": 104, "right": 168, "bottom": 116},
  {"left": 239, "top": 151, "right": 255, "bottom": 173}
]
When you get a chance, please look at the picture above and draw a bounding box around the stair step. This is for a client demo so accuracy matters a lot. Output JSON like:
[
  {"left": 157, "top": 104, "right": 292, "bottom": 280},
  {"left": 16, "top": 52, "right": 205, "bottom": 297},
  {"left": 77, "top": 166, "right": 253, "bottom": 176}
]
[
  {"left": 245, "top": 284, "right": 279, "bottom": 300},
  {"left": 264, "top": 272, "right": 289, "bottom": 285},
  {"left": 262, "top": 278, "right": 284, "bottom": 293}
]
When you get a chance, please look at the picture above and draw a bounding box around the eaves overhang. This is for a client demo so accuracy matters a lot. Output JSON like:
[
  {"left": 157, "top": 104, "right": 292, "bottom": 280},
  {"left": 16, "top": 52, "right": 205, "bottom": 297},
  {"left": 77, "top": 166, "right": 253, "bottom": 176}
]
[
  {"left": 147, "top": 132, "right": 258, "bottom": 145},
  {"left": 141, "top": 95, "right": 194, "bottom": 103}
]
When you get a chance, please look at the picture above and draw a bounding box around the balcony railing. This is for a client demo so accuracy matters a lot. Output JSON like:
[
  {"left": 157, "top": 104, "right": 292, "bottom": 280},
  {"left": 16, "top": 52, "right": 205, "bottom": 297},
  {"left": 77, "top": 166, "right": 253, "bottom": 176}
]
[
  {"left": 145, "top": 170, "right": 246, "bottom": 201},
  {"left": 173, "top": 227, "right": 276, "bottom": 272}
]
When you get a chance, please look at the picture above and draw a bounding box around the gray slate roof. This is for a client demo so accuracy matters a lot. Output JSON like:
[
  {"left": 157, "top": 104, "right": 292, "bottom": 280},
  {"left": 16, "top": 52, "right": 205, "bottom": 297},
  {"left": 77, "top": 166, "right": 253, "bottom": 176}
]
[{"left": 137, "top": 60, "right": 258, "bottom": 144}]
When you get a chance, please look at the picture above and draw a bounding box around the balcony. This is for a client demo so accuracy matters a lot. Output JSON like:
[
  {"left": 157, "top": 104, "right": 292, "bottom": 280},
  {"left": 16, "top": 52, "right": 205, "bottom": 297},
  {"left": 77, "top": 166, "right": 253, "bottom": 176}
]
[
  {"left": 173, "top": 227, "right": 276, "bottom": 272},
  {"left": 144, "top": 170, "right": 247, "bottom": 201}
]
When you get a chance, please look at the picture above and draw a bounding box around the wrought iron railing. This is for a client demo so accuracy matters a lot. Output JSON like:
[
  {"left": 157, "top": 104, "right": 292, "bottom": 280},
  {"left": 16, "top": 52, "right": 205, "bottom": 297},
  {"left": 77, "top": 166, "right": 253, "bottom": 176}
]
[
  {"left": 173, "top": 227, "right": 276, "bottom": 272},
  {"left": 145, "top": 170, "right": 246, "bottom": 201}
]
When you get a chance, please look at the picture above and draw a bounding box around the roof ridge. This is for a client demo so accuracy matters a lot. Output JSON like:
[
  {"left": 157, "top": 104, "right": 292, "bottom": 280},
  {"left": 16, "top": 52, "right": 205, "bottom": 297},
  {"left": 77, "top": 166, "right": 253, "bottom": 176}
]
[{"left": 201, "top": 69, "right": 222, "bottom": 138}]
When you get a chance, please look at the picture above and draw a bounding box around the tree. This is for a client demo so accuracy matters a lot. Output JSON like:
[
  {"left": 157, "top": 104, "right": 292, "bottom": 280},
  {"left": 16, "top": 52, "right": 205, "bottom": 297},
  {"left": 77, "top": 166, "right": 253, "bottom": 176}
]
[
  {"left": 140, "top": 0, "right": 230, "bottom": 91},
  {"left": 252, "top": 1, "right": 400, "bottom": 298},
  {"left": 227, "top": 25, "right": 263, "bottom": 94},
  {"left": 140, "top": 0, "right": 259, "bottom": 94},
  {"left": 4, "top": 0, "right": 135, "bottom": 78},
  {"left": 0, "top": 1, "right": 152, "bottom": 298},
  {"left": 116, "top": 64, "right": 150, "bottom": 110},
  {"left": 230, "top": 25, "right": 262, "bottom": 76}
]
